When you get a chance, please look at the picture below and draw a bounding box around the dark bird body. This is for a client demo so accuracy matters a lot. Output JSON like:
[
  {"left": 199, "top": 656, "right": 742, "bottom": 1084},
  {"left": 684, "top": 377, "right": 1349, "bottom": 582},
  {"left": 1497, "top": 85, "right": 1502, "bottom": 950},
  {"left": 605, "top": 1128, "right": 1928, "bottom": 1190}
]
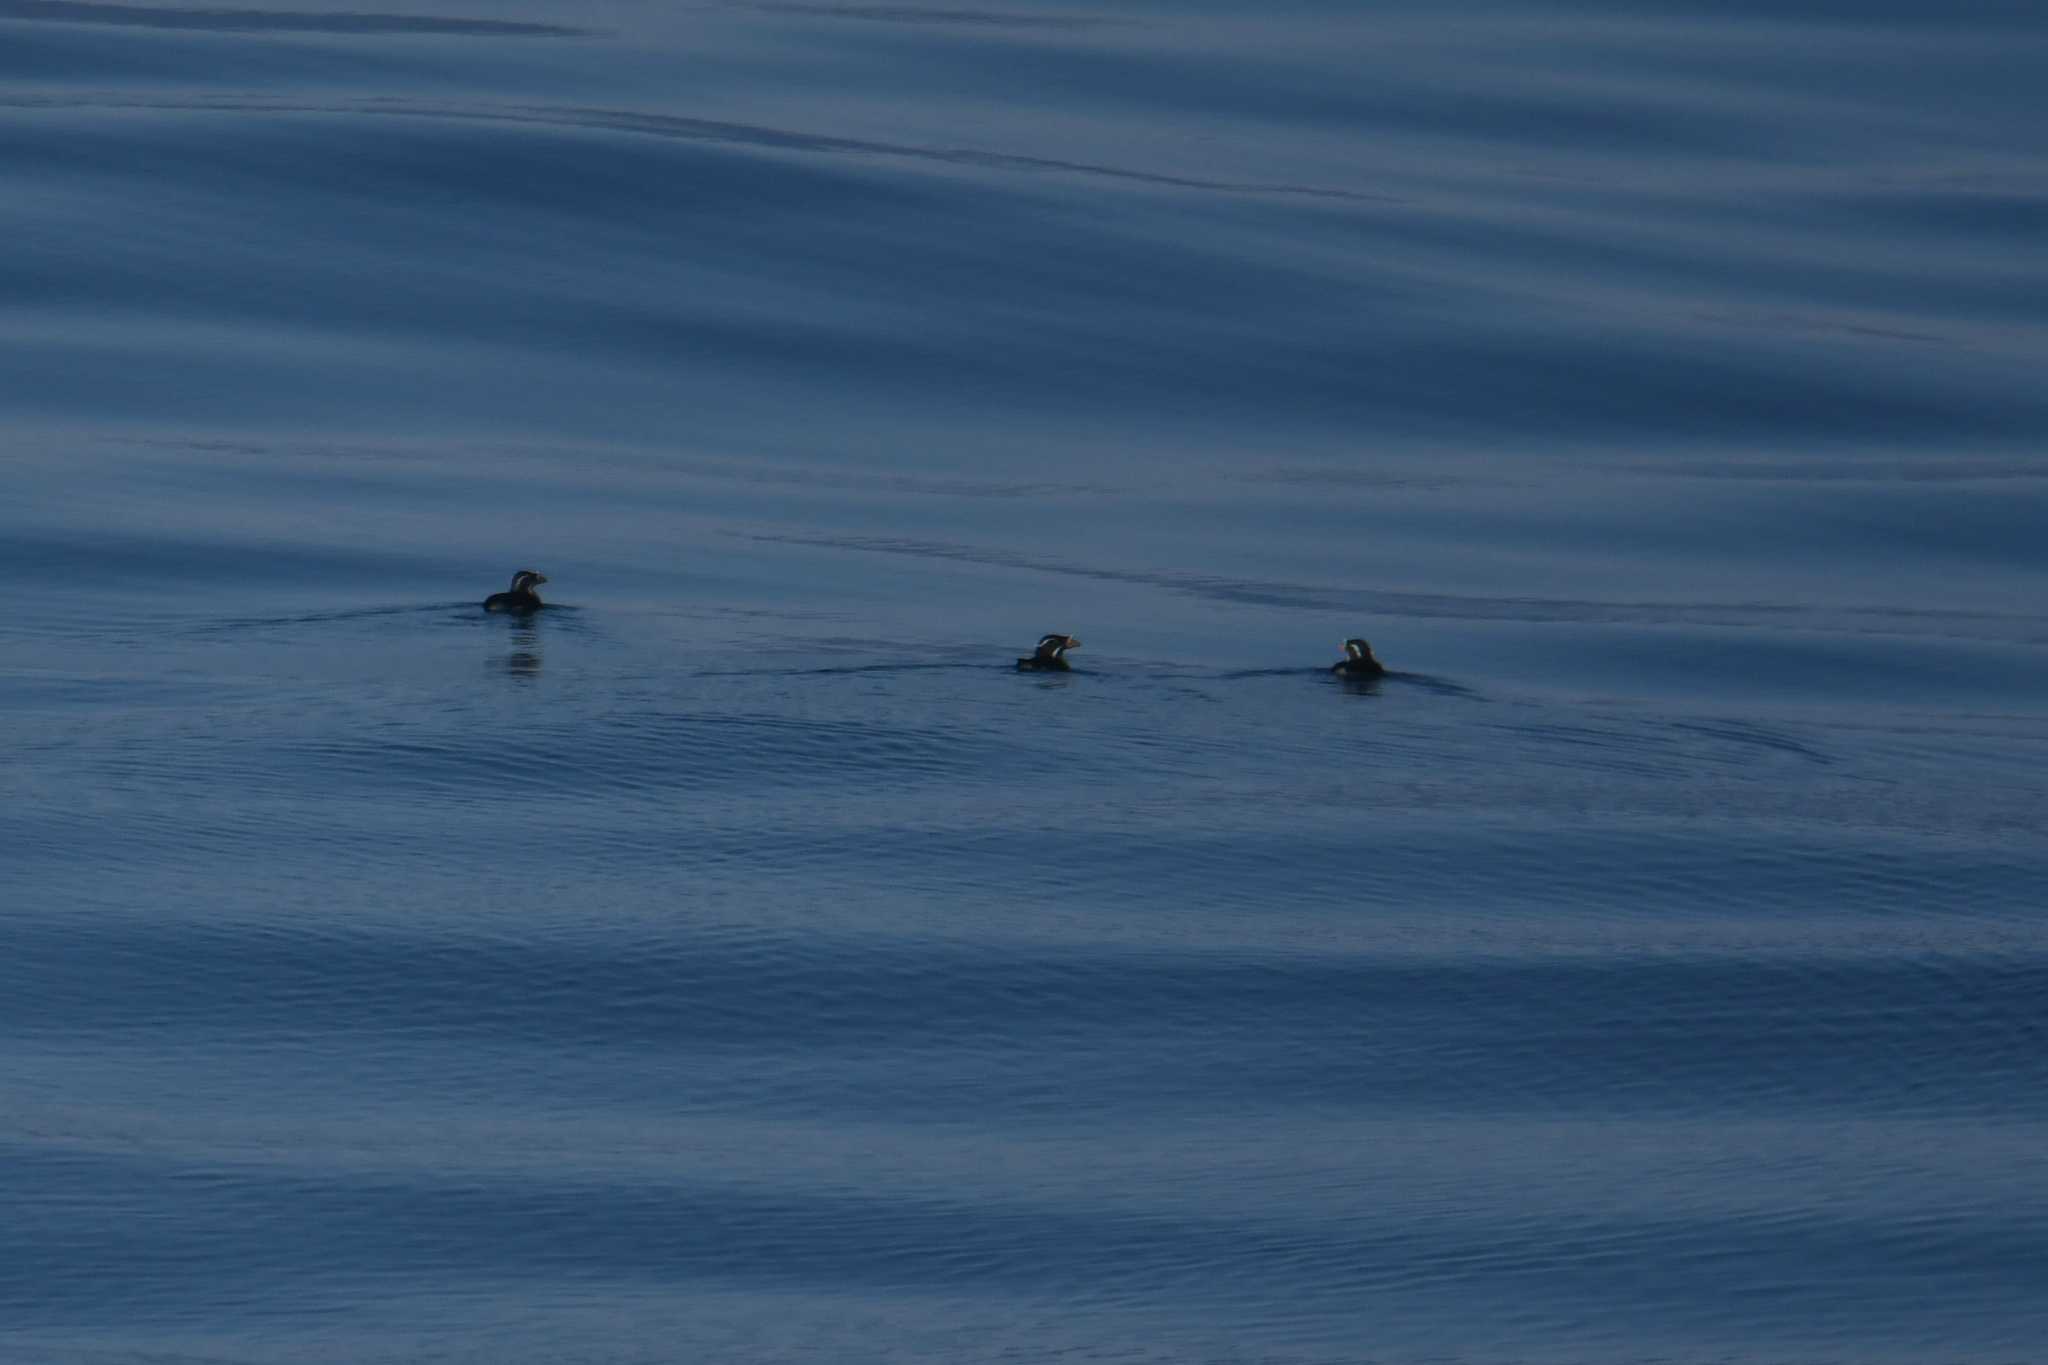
[
  {"left": 1331, "top": 637, "right": 1385, "bottom": 677},
  {"left": 483, "top": 569, "right": 549, "bottom": 613},
  {"left": 1017, "top": 633, "right": 1081, "bottom": 671}
]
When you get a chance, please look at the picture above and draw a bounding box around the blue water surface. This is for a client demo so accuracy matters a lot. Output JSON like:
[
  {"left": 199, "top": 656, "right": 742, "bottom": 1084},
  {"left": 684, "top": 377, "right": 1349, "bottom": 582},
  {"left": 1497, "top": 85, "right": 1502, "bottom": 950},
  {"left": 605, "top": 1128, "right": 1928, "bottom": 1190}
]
[{"left": 3, "top": 2, "right": 2046, "bottom": 1362}]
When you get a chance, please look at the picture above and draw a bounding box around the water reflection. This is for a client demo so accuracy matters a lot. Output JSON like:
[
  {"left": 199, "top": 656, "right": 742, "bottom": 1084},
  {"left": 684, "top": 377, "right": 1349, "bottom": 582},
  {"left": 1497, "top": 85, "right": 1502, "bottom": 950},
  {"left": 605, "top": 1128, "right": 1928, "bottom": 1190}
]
[{"left": 499, "top": 620, "right": 543, "bottom": 680}]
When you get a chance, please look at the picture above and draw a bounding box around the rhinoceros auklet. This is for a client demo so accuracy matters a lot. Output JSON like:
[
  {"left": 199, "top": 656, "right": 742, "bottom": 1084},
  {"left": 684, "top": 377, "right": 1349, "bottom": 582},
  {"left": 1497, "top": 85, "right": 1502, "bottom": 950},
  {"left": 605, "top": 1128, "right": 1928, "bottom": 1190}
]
[
  {"left": 1331, "top": 637, "right": 1385, "bottom": 677},
  {"left": 1017, "top": 633, "right": 1080, "bottom": 671},
  {"left": 483, "top": 569, "right": 548, "bottom": 613}
]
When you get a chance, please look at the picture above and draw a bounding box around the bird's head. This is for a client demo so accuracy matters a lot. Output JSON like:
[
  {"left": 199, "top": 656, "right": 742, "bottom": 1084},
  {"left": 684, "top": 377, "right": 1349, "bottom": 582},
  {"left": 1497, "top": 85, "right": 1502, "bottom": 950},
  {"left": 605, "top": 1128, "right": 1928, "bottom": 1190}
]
[{"left": 1036, "top": 633, "right": 1080, "bottom": 660}]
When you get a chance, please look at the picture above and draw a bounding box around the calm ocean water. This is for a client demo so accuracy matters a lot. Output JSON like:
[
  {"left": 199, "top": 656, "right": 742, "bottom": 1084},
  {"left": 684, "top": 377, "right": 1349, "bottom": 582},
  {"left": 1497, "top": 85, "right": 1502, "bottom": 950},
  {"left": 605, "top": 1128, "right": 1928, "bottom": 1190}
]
[{"left": 4, "top": 3, "right": 2046, "bottom": 1362}]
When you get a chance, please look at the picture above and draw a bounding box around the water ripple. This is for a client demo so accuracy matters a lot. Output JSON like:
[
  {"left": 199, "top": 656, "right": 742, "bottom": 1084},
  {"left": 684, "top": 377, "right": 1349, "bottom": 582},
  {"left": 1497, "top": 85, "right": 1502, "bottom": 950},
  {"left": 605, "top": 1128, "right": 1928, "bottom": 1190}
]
[{"left": 0, "top": 0, "right": 592, "bottom": 35}]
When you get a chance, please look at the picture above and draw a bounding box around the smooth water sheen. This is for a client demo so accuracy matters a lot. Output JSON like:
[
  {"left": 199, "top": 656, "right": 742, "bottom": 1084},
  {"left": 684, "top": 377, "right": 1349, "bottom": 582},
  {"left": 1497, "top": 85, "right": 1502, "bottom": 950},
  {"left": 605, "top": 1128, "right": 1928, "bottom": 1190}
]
[{"left": 3, "top": 3, "right": 2046, "bottom": 1362}]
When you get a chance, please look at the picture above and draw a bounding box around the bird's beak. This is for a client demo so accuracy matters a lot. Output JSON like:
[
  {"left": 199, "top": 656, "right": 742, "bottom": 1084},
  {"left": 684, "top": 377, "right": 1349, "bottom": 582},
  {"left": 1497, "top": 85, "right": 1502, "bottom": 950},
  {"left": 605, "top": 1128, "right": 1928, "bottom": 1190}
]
[
  {"left": 534, "top": 575, "right": 549, "bottom": 585},
  {"left": 1066, "top": 637, "right": 1081, "bottom": 649}
]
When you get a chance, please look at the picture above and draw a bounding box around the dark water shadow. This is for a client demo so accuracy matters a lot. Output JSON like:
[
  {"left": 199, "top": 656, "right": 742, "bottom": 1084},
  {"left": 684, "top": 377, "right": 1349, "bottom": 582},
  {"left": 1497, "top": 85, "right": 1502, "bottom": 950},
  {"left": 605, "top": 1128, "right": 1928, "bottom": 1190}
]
[
  {"left": 737, "top": 530, "right": 2048, "bottom": 644},
  {"left": 685, "top": 661, "right": 1181, "bottom": 688},
  {"left": 1214, "top": 667, "right": 1318, "bottom": 680},
  {"left": 1014, "top": 670, "right": 1077, "bottom": 689},
  {"left": 1215, "top": 666, "right": 1482, "bottom": 700},
  {"left": 185, "top": 601, "right": 594, "bottom": 641},
  {"left": 469, "top": 602, "right": 596, "bottom": 641},
  {"left": 1385, "top": 670, "right": 1484, "bottom": 700},
  {"left": 686, "top": 661, "right": 988, "bottom": 679},
  {"left": 1330, "top": 673, "right": 1383, "bottom": 697},
  {"left": 185, "top": 603, "right": 457, "bottom": 639},
  {"left": 0, "top": 0, "right": 590, "bottom": 34},
  {"left": 719, "top": 660, "right": 1487, "bottom": 698},
  {"left": 0, "top": 92, "right": 1395, "bottom": 206},
  {"left": 745, "top": 2, "right": 1128, "bottom": 28},
  {"left": 753, "top": 2, "right": 1130, "bottom": 28},
  {"left": 1663, "top": 717, "right": 1831, "bottom": 765}
]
